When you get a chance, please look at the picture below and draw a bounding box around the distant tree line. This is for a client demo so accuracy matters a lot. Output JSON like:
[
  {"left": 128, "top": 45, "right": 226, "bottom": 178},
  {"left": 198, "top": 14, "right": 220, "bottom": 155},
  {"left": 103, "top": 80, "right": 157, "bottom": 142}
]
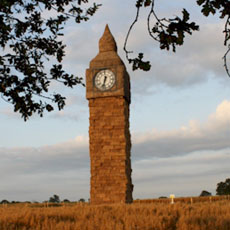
[
  {"left": 1, "top": 178, "right": 230, "bottom": 203},
  {"left": 0, "top": 194, "right": 86, "bottom": 204},
  {"left": 47, "top": 194, "right": 85, "bottom": 203}
]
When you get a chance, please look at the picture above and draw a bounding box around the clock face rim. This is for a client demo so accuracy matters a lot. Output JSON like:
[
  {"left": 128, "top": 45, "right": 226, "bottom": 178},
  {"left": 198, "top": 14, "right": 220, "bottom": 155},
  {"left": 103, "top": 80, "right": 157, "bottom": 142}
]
[{"left": 94, "top": 69, "right": 116, "bottom": 91}]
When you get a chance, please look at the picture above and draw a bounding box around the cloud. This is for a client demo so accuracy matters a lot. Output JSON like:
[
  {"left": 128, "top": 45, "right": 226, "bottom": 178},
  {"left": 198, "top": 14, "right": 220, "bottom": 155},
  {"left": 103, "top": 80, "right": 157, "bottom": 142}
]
[
  {"left": 0, "top": 135, "right": 90, "bottom": 201},
  {"left": 65, "top": 94, "right": 87, "bottom": 107},
  {"left": 132, "top": 100, "right": 230, "bottom": 159},
  {"left": 50, "top": 110, "right": 80, "bottom": 121},
  {"left": 121, "top": 21, "right": 228, "bottom": 93},
  {"left": 0, "top": 135, "right": 89, "bottom": 176},
  {"left": 133, "top": 148, "right": 230, "bottom": 198}
]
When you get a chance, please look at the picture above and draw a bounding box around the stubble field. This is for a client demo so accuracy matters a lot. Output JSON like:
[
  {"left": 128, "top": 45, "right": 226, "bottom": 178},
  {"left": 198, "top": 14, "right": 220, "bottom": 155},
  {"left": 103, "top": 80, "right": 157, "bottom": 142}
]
[{"left": 0, "top": 197, "right": 230, "bottom": 230}]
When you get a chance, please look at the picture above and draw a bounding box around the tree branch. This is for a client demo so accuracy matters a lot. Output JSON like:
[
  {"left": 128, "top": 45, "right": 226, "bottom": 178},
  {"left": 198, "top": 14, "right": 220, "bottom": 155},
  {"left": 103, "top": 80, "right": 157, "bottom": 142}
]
[
  {"left": 223, "top": 45, "right": 230, "bottom": 78},
  {"left": 123, "top": 3, "right": 141, "bottom": 60},
  {"left": 223, "top": 16, "right": 230, "bottom": 77},
  {"left": 147, "top": 0, "right": 159, "bottom": 41}
]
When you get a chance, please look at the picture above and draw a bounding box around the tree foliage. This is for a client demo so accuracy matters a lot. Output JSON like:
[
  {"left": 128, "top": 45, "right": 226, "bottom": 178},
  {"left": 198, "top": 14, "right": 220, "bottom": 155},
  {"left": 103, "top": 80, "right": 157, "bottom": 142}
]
[
  {"left": 216, "top": 178, "right": 230, "bottom": 195},
  {"left": 124, "top": 0, "right": 230, "bottom": 75},
  {"left": 49, "top": 194, "right": 60, "bottom": 203},
  {"left": 199, "top": 190, "right": 211, "bottom": 197},
  {"left": 0, "top": 0, "right": 101, "bottom": 120},
  {"left": 0, "top": 199, "right": 10, "bottom": 204},
  {"left": 0, "top": 0, "right": 230, "bottom": 120}
]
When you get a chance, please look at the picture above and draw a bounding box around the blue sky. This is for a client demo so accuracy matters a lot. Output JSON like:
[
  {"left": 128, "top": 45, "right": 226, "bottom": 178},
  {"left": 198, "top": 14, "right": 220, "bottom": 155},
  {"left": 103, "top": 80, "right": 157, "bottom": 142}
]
[{"left": 0, "top": 0, "right": 230, "bottom": 202}]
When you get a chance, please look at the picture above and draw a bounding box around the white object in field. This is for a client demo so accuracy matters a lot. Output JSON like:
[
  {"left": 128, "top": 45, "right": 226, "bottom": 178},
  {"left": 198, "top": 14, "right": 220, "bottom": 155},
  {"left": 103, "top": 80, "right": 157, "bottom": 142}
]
[{"left": 170, "top": 194, "right": 175, "bottom": 204}]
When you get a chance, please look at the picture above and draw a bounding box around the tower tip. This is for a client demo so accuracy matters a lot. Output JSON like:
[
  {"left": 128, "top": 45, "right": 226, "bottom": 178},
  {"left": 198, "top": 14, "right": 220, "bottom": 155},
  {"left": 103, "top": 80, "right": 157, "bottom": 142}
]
[{"left": 99, "top": 24, "right": 117, "bottom": 53}]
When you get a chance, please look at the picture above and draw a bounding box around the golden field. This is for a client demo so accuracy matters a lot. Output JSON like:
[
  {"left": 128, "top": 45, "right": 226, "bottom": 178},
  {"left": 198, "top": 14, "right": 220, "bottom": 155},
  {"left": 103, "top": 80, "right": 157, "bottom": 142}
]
[{"left": 0, "top": 197, "right": 230, "bottom": 230}]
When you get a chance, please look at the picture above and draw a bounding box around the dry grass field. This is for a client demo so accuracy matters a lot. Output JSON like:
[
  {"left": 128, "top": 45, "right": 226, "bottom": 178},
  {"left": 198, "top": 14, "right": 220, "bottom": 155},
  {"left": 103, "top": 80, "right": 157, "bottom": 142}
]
[{"left": 0, "top": 197, "right": 230, "bottom": 230}]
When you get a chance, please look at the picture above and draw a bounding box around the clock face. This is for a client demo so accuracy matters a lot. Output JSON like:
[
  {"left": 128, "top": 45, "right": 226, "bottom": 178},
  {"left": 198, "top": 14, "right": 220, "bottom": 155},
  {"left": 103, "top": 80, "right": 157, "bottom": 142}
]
[{"left": 94, "top": 69, "right": 116, "bottom": 91}]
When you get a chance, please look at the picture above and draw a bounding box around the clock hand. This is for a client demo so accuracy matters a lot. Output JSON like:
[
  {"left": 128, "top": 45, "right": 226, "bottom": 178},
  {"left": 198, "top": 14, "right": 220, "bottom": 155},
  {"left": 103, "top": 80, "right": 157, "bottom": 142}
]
[{"left": 102, "top": 76, "right": 107, "bottom": 87}]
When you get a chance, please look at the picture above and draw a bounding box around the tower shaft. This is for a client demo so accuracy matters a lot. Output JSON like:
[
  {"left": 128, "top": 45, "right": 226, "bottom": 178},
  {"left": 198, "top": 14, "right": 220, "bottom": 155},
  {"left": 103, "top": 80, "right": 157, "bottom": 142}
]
[{"left": 89, "top": 97, "right": 132, "bottom": 204}]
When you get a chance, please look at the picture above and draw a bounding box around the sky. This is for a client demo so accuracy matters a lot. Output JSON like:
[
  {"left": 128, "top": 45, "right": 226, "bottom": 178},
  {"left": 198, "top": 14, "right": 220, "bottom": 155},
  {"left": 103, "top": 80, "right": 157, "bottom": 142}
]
[{"left": 0, "top": 0, "right": 230, "bottom": 202}]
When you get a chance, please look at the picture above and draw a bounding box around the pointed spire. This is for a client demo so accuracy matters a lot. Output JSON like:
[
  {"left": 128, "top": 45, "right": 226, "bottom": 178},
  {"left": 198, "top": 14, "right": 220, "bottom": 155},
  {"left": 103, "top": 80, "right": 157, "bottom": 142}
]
[{"left": 99, "top": 24, "right": 117, "bottom": 53}]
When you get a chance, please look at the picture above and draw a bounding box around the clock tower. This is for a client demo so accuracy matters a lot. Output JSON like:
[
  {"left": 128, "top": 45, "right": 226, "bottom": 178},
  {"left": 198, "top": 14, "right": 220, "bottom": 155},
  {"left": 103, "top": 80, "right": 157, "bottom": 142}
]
[{"left": 86, "top": 25, "right": 133, "bottom": 204}]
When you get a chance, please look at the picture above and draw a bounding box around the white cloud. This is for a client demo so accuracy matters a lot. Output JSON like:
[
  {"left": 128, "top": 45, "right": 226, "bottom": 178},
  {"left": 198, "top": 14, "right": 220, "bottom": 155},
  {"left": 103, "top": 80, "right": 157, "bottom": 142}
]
[
  {"left": 65, "top": 94, "right": 87, "bottom": 107},
  {"left": 209, "top": 100, "right": 230, "bottom": 123},
  {"left": 0, "top": 135, "right": 89, "bottom": 175},
  {"left": 123, "top": 22, "right": 228, "bottom": 93},
  {"left": 50, "top": 110, "right": 80, "bottom": 121},
  {"left": 0, "top": 135, "right": 90, "bottom": 201},
  {"left": 133, "top": 148, "right": 230, "bottom": 198},
  {"left": 133, "top": 100, "right": 230, "bottom": 159}
]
